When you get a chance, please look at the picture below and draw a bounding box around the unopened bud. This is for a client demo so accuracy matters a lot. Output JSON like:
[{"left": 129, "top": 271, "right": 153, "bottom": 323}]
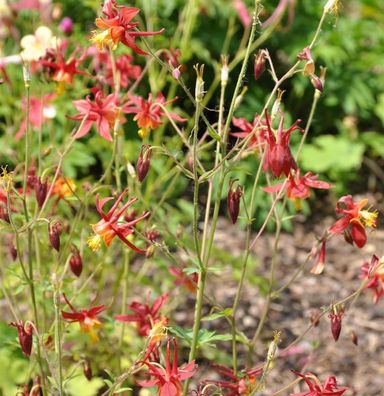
[
  {"left": 137, "top": 145, "right": 152, "bottom": 182},
  {"left": 83, "top": 359, "right": 93, "bottom": 381},
  {"left": 10, "top": 320, "right": 33, "bottom": 357},
  {"left": 254, "top": 50, "right": 266, "bottom": 80},
  {"left": 59, "top": 17, "right": 74, "bottom": 35},
  {"left": 271, "top": 89, "right": 285, "bottom": 122},
  {"left": 227, "top": 179, "right": 243, "bottom": 224},
  {"left": 310, "top": 74, "right": 324, "bottom": 93},
  {"left": 351, "top": 331, "right": 358, "bottom": 346},
  {"left": 193, "top": 64, "right": 205, "bottom": 102},
  {"left": 221, "top": 55, "right": 229, "bottom": 85},
  {"left": 171, "top": 64, "right": 181, "bottom": 80},
  {"left": 48, "top": 221, "right": 62, "bottom": 252},
  {"left": 69, "top": 246, "right": 83, "bottom": 277},
  {"left": 329, "top": 305, "right": 344, "bottom": 342},
  {"left": 34, "top": 177, "right": 48, "bottom": 208}
]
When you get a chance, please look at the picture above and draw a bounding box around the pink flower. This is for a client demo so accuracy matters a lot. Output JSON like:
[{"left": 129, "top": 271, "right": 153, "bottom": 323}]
[
  {"left": 203, "top": 364, "right": 263, "bottom": 395},
  {"left": 139, "top": 338, "right": 197, "bottom": 396},
  {"left": 290, "top": 371, "right": 347, "bottom": 396},
  {"left": 87, "top": 189, "right": 150, "bottom": 253},
  {"left": 91, "top": 0, "right": 164, "bottom": 54},
  {"left": 69, "top": 89, "right": 123, "bottom": 141},
  {"left": 16, "top": 94, "right": 56, "bottom": 140},
  {"left": 123, "top": 92, "right": 186, "bottom": 138},
  {"left": 361, "top": 255, "right": 384, "bottom": 303},
  {"left": 115, "top": 293, "right": 168, "bottom": 336},
  {"left": 263, "top": 170, "right": 332, "bottom": 200},
  {"left": 105, "top": 54, "right": 141, "bottom": 89},
  {"left": 231, "top": 115, "right": 267, "bottom": 151}
]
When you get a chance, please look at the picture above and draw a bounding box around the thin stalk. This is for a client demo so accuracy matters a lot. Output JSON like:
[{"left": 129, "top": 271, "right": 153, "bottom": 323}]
[{"left": 54, "top": 289, "right": 64, "bottom": 396}]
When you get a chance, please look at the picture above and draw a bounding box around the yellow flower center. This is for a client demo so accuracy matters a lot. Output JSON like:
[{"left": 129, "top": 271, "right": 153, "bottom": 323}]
[
  {"left": 90, "top": 29, "right": 116, "bottom": 50},
  {"left": 87, "top": 234, "right": 102, "bottom": 251},
  {"left": 359, "top": 209, "right": 378, "bottom": 228},
  {"left": 138, "top": 128, "right": 150, "bottom": 139}
]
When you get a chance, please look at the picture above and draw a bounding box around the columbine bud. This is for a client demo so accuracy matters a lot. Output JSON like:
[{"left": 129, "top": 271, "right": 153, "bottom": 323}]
[
  {"left": 221, "top": 55, "right": 229, "bottom": 85},
  {"left": 69, "top": 246, "right": 83, "bottom": 277},
  {"left": 227, "top": 180, "right": 243, "bottom": 224},
  {"left": 254, "top": 50, "right": 266, "bottom": 80},
  {"left": 48, "top": 221, "right": 62, "bottom": 252},
  {"left": 310, "top": 239, "right": 326, "bottom": 274},
  {"left": 171, "top": 63, "right": 181, "bottom": 80},
  {"left": 10, "top": 320, "right": 33, "bottom": 357},
  {"left": 329, "top": 305, "right": 345, "bottom": 342},
  {"left": 83, "top": 359, "right": 93, "bottom": 381},
  {"left": 310, "top": 74, "right": 324, "bottom": 93},
  {"left": 59, "top": 17, "right": 74, "bottom": 35},
  {"left": 34, "top": 177, "right": 48, "bottom": 208},
  {"left": 193, "top": 64, "right": 205, "bottom": 103},
  {"left": 271, "top": 89, "right": 285, "bottom": 122},
  {"left": 137, "top": 145, "right": 152, "bottom": 183}
]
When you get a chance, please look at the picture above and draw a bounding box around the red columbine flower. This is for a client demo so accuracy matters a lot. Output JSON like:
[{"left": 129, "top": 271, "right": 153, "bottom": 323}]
[
  {"left": 90, "top": 0, "right": 164, "bottom": 54},
  {"left": 203, "top": 364, "right": 263, "bottom": 396},
  {"left": 361, "top": 255, "right": 384, "bottom": 303},
  {"left": 169, "top": 266, "right": 198, "bottom": 293},
  {"left": 123, "top": 92, "right": 186, "bottom": 138},
  {"left": 231, "top": 115, "right": 268, "bottom": 152},
  {"left": 263, "top": 169, "right": 332, "bottom": 209},
  {"left": 115, "top": 293, "right": 168, "bottom": 337},
  {"left": 329, "top": 195, "right": 378, "bottom": 248},
  {"left": 10, "top": 320, "right": 34, "bottom": 357},
  {"left": 105, "top": 54, "right": 141, "bottom": 89},
  {"left": 87, "top": 189, "right": 150, "bottom": 253},
  {"left": 263, "top": 111, "right": 302, "bottom": 178},
  {"left": 69, "top": 89, "right": 124, "bottom": 141},
  {"left": 139, "top": 338, "right": 197, "bottom": 396},
  {"left": 290, "top": 370, "right": 347, "bottom": 396},
  {"left": 40, "top": 48, "right": 86, "bottom": 94},
  {"left": 61, "top": 294, "right": 106, "bottom": 343}
]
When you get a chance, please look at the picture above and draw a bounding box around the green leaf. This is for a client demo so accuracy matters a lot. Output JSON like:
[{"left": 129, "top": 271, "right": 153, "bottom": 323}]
[
  {"left": 300, "top": 135, "right": 364, "bottom": 173},
  {"left": 202, "top": 308, "right": 233, "bottom": 321}
]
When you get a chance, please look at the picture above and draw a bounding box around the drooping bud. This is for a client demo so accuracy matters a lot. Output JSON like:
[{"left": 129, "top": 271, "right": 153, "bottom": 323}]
[
  {"left": 329, "top": 305, "right": 345, "bottom": 342},
  {"left": 310, "top": 239, "right": 326, "bottom": 274},
  {"left": 351, "top": 331, "right": 358, "bottom": 346},
  {"left": 34, "top": 177, "right": 48, "bottom": 208},
  {"left": 171, "top": 65, "right": 181, "bottom": 80},
  {"left": 69, "top": 246, "right": 83, "bottom": 277},
  {"left": 83, "top": 359, "right": 93, "bottom": 381},
  {"left": 310, "top": 74, "right": 324, "bottom": 93},
  {"left": 137, "top": 145, "right": 152, "bottom": 183},
  {"left": 48, "top": 221, "right": 62, "bottom": 252},
  {"left": 10, "top": 320, "right": 33, "bottom": 357},
  {"left": 193, "top": 64, "right": 205, "bottom": 103},
  {"left": 227, "top": 179, "right": 243, "bottom": 224},
  {"left": 144, "top": 229, "right": 160, "bottom": 258},
  {"left": 254, "top": 50, "right": 266, "bottom": 80}
]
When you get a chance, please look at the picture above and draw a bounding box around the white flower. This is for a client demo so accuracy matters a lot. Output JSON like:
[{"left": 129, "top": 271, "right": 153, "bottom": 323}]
[{"left": 20, "top": 26, "right": 58, "bottom": 62}]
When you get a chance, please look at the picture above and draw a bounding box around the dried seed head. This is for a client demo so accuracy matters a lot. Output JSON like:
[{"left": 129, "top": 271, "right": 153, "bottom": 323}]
[{"left": 193, "top": 64, "right": 205, "bottom": 103}]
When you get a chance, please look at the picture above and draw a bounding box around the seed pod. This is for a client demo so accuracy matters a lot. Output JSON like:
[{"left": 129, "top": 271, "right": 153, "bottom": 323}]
[
  {"left": 310, "top": 74, "right": 324, "bottom": 93},
  {"left": 254, "top": 50, "right": 266, "bottom": 80},
  {"left": 69, "top": 246, "right": 83, "bottom": 277},
  {"left": 34, "top": 177, "right": 48, "bottom": 208},
  {"left": 137, "top": 145, "right": 152, "bottom": 183},
  {"left": 48, "top": 221, "right": 62, "bottom": 252},
  {"left": 227, "top": 180, "right": 243, "bottom": 224}
]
